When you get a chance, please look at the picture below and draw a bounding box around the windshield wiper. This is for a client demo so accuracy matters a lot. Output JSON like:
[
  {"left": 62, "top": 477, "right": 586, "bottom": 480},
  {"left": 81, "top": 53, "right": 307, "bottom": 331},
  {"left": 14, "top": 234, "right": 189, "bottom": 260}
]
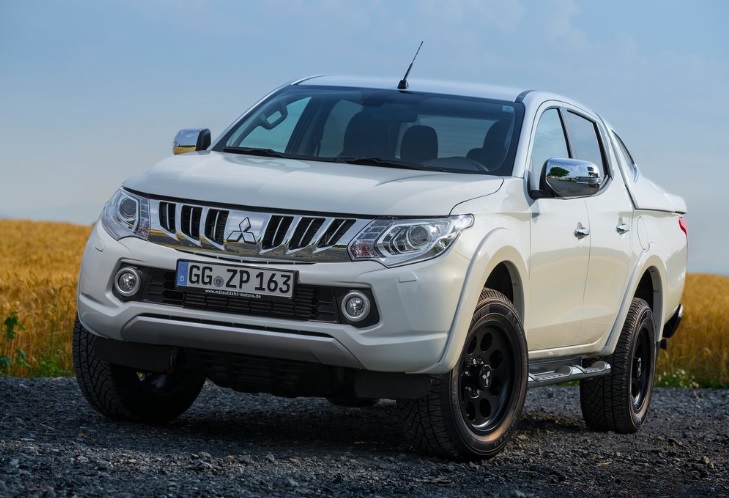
[
  {"left": 335, "top": 156, "right": 428, "bottom": 171},
  {"left": 222, "top": 147, "right": 286, "bottom": 158}
]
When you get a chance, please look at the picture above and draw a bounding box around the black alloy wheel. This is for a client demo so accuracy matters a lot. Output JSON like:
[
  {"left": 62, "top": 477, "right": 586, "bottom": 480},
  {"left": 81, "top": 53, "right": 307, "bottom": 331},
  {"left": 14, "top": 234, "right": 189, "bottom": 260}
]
[
  {"left": 458, "top": 319, "right": 516, "bottom": 435},
  {"left": 398, "top": 289, "right": 527, "bottom": 459}
]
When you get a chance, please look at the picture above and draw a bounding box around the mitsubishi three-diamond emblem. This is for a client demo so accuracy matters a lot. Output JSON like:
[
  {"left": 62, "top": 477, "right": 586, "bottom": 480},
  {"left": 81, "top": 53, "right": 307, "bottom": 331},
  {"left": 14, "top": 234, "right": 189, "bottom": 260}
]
[{"left": 226, "top": 217, "right": 257, "bottom": 244}]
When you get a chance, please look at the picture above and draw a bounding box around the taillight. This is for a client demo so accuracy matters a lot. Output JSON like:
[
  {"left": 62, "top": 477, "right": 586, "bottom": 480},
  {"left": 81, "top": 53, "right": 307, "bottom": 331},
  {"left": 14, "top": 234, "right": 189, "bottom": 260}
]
[{"left": 679, "top": 217, "right": 688, "bottom": 239}]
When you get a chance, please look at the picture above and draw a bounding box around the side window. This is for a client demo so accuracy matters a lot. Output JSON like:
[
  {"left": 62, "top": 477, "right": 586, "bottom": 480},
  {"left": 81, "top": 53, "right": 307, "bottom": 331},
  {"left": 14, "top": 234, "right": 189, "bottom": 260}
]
[
  {"left": 531, "top": 108, "right": 569, "bottom": 172},
  {"left": 233, "top": 97, "right": 311, "bottom": 152},
  {"left": 612, "top": 131, "right": 639, "bottom": 182},
  {"left": 563, "top": 111, "right": 606, "bottom": 175}
]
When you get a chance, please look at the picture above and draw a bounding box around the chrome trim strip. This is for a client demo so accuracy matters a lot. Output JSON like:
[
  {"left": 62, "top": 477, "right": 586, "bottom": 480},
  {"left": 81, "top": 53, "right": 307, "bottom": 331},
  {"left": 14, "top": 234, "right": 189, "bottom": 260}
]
[{"left": 148, "top": 199, "right": 368, "bottom": 262}]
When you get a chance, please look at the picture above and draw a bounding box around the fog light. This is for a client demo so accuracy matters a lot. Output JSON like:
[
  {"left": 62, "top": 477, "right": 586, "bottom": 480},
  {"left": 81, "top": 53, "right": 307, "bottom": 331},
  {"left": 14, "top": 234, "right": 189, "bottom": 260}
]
[
  {"left": 114, "top": 267, "right": 142, "bottom": 297},
  {"left": 341, "top": 291, "right": 371, "bottom": 323}
]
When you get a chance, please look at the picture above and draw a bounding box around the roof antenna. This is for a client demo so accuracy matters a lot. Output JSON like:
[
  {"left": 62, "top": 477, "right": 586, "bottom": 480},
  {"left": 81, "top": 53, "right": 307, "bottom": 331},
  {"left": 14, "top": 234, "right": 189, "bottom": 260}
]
[{"left": 397, "top": 41, "right": 423, "bottom": 90}]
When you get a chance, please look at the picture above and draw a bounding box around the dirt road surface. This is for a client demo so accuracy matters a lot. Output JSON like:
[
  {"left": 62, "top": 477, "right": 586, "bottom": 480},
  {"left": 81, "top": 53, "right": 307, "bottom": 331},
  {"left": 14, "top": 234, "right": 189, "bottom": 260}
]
[{"left": 1, "top": 378, "right": 727, "bottom": 497}]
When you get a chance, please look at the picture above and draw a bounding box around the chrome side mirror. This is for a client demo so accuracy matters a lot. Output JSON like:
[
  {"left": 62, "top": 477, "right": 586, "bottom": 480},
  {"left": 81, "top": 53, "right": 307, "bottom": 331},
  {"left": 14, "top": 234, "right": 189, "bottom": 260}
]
[
  {"left": 173, "top": 128, "right": 211, "bottom": 155},
  {"left": 540, "top": 158, "right": 602, "bottom": 198}
]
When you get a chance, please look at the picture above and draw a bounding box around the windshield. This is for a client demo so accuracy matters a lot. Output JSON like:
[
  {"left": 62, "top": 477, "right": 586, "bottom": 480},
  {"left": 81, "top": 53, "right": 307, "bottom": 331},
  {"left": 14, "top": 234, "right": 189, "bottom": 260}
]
[{"left": 214, "top": 85, "right": 524, "bottom": 175}]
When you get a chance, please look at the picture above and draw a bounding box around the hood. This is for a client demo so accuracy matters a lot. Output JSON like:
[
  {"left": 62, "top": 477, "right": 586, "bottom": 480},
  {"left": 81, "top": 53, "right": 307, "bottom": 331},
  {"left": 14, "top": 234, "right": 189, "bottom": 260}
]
[{"left": 123, "top": 151, "right": 504, "bottom": 216}]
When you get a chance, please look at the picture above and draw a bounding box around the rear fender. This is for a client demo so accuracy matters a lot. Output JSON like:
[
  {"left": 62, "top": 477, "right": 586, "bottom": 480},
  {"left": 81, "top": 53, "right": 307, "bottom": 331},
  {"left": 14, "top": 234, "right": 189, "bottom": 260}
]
[{"left": 599, "top": 254, "right": 666, "bottom": 357}]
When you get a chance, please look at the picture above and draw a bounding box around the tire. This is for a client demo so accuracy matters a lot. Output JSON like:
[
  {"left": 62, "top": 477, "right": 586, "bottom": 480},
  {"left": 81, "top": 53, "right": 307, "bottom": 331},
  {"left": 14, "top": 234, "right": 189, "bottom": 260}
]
[
  {"left": 397, "top": 289, "right": 528, "bottom": 459},
  {"left": 72, "top": 317, "right": 205, "bottom": 422},
  {"left": 580, "top": 298, "right": 656, "bottom": 433},
  {"left": 326, "top": 397, "right": 379, "bottom": 408}
]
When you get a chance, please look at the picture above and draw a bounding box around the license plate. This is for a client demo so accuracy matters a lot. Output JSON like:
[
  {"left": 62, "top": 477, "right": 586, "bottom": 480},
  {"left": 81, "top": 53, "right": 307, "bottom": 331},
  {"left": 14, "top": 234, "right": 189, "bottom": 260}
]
[{"left": 176, "top": 261, "right": 295, "bottom": 299}]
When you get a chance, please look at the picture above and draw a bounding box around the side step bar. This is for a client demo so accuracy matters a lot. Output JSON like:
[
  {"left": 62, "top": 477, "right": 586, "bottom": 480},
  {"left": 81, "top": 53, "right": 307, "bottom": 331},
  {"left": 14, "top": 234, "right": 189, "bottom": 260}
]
[{"left": 528, "top": 361, "right": 611, "bottom": 387}]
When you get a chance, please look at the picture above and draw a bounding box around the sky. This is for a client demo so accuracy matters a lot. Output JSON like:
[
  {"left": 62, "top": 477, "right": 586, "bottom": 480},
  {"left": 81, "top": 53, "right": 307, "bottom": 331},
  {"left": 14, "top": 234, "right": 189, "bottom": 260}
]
[{"left": 1, "top": 0, "right": 727, "bottom": 275}]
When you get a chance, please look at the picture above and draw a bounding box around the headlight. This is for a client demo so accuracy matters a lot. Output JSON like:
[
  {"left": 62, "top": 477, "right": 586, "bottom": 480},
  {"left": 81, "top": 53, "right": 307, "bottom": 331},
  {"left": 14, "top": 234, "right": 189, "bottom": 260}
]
[
  {"left": 348, "top": 215, "right": 473, "bottom": 267},
  {"left": 101, "top": 189, "right": 150, "bottom": 241}
]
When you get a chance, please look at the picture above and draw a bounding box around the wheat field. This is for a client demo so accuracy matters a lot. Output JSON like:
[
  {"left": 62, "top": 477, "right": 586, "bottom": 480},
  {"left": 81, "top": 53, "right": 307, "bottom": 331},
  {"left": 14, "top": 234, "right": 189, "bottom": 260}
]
[
  {"left": 0, "top": 219, "right": 726, "bottom": 386},
  {"left": 0, "top": 219, "right": 91, "bottom": 376},
  {"left": 656, "top": 273, "right": 729, "bottom": 387}
]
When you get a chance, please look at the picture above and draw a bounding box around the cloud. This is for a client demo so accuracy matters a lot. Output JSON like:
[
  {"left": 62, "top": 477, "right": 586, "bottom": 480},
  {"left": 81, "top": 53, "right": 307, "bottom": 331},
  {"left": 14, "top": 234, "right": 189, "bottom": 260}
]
[
  {"left": 419, "top": 0, "right": 526, "bottom": 33},
  {"left": 542, "top": 0, "right": 590, "bottom": 49}
]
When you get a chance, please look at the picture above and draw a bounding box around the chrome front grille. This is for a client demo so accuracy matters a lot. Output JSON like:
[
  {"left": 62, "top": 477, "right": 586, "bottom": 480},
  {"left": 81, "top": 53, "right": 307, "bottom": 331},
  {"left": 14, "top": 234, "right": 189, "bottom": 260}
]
[
  {"left": 180, "top": 205, "right": 202, "bottom": 239},
  {"left": 264, "top": 215, "right": 294, "bottom": 249},
  {"left": 159, "top": 201, "right": 176, "bottom": 233},
  {"left": 289, "top": 217, "right": 324, "bottom": 250},
  {"left": 148, "top": 199, "right": 369, "bottom": 262},
  {"left": 204, "top": 209, "right": 229, "bottom": 245},
  {"left": 319, "top": 219, "right": 355, "bottom": 247}
]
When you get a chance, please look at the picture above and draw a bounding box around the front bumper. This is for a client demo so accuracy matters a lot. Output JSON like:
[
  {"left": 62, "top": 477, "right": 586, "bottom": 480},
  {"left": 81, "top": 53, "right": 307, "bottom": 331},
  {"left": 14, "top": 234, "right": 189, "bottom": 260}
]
[{"left": 78, "top": 223, "right": 471, "bottom": 374}]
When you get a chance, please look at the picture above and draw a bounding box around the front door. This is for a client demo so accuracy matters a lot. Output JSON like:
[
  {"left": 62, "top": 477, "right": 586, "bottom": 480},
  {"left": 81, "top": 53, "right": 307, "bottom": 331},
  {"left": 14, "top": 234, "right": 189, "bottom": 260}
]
[{"left": 526, "top": 107, "right": 591, "bottom": 351}]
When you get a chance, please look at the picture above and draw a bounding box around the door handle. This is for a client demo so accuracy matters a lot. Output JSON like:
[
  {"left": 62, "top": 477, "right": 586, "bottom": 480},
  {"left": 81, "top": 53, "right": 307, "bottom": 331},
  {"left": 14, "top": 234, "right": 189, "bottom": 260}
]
[
  {"left": 574, "top": 227, "right": 590, "bottom": 239},
  {"left": 616, "top": 223, "right": 630, "bottom": 234}
]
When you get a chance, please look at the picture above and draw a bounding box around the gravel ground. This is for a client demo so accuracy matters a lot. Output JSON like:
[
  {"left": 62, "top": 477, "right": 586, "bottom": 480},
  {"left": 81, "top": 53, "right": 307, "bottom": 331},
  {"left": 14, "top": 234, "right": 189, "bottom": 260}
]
[{"left": 1, "top": 378, "right": 727, "bottom": 497}]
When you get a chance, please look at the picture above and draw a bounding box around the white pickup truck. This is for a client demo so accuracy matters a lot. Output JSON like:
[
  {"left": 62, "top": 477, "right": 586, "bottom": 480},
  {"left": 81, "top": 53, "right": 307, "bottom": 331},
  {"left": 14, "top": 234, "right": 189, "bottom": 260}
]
[{"left": 74, "top": 76, "right": 687, "bottom": 459}]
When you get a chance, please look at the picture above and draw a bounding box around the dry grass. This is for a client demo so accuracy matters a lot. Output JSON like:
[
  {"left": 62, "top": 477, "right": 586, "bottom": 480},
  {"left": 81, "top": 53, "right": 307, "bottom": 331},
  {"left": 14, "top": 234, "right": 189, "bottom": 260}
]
[
  {"left": 656, "top": 273, "right": 729, "bottom": 387},
  {"left": 0, "top": 219, "right": 726, "bottom": 386},
  {"left": 0, "top": 219, "right": 91, "bottom": 376}
]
